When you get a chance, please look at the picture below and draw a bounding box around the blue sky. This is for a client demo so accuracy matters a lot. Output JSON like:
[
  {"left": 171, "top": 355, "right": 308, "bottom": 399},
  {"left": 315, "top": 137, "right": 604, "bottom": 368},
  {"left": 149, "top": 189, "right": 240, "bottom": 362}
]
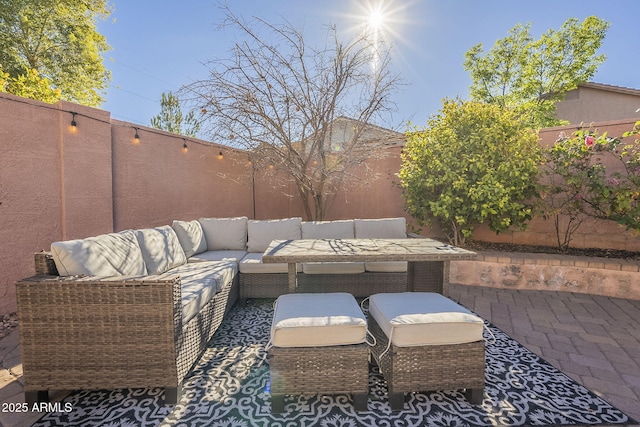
[{"left": 97, "top": 0, "right": 639, "bottom": 133}]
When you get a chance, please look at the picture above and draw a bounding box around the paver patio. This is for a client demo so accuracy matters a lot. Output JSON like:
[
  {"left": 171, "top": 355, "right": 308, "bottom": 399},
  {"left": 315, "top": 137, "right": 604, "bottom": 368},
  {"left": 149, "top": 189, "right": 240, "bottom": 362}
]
[{"left": 1, "top": 280, "right": 639, "bottom": 426}]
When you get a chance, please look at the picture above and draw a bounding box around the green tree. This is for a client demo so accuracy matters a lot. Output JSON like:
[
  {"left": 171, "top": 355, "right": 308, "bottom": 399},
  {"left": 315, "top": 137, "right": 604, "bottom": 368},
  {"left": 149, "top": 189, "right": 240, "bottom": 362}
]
[
  {"left": 150, "top": 92, "right": 201, "bottom": 137},
  {"left": 464, "top": 16, "right": 609, "bottom": 128},
  {"left": 399, "top": 99, "right": 541, "bottom": 246},
  {"left": 0, "top": 0, "right": 111, "bottom": 106}
]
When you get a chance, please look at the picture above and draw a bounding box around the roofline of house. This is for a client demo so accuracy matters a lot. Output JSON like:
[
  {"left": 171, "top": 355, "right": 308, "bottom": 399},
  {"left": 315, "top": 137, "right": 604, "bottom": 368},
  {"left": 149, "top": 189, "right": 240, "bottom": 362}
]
[{"left": 578, "top": 82, "right": 640, "bottom": 97}]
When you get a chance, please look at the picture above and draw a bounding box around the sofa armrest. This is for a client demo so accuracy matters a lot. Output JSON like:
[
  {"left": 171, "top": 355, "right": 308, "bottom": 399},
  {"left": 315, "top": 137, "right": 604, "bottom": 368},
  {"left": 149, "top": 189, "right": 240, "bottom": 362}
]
[
  {"left": 34, "top": 251, "right": 58, "bottom": 275},
  {"left": 16, "top": 274, "right": 183, "bottom": 391}
]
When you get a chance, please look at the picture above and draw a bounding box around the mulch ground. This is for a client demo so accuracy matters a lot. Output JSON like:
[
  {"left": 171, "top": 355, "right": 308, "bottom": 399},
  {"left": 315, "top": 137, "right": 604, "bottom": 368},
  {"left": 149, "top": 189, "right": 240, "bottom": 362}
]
[{"left": 464, "top": 241, "right": 640, "bottom": 261}]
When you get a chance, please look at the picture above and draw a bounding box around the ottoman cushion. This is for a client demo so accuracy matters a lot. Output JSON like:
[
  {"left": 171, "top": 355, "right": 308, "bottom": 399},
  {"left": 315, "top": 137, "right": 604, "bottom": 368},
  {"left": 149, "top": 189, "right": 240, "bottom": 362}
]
[
  {"left": 369, "top": 292, "right": 483, "bottom": 347},
  {"left": 271, "top": 293, "right": 367, "bottom": 348}
]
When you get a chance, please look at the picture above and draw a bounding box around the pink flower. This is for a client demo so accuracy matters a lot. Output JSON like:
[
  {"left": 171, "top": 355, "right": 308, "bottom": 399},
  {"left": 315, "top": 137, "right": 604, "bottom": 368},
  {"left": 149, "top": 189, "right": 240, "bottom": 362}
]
[{"left": 585, "top": 135, "right": 595, "bottom": 147}]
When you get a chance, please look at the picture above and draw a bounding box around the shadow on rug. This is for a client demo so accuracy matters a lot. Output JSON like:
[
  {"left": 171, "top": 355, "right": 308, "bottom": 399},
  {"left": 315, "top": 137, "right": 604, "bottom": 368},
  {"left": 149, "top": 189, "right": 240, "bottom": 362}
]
[{"left": 34, "top": 300, "right": 634, "bottom": 427}]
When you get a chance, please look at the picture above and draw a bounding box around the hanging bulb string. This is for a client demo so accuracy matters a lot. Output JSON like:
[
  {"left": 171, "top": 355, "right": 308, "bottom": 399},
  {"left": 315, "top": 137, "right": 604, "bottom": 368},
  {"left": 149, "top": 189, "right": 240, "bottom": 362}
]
[{"left": 0, "top": 92, "right": 240, "bottom": 155}]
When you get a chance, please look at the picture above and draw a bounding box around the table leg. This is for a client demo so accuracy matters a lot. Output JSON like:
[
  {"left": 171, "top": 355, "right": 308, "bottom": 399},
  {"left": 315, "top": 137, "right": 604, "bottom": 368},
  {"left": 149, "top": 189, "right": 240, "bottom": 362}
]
[
  {"left": 287, "top": 262, "right": 297, "bottom": 293},
  {"left": 407, "top": 261, "right": 449, "bottom": 296},
  {"left": 442, "top": 260, "right": 450, "bottom": 297}
]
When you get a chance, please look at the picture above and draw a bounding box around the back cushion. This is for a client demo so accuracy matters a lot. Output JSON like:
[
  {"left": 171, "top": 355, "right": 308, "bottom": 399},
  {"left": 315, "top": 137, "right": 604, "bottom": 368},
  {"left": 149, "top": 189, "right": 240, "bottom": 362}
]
[
  {"left": 172, "top": 220, "right": 207, "bottom": 258},
  {"left": 354, "top": 217, "right": 407, "bottom": 238},
  {"left": 247, "top": 217, "right": 302, "bottom": 253},
  {"left": 199, "top": 217, "right": 248, "bottom": 250},
  {"left": 51, "top": 230, "right": 147, "bottom": 277},
  {"left": 134, "top": 226, "right": 187, "bottom": 275},
  {"left": 301, "top": 220, "right": 355, "bottom": 239}
]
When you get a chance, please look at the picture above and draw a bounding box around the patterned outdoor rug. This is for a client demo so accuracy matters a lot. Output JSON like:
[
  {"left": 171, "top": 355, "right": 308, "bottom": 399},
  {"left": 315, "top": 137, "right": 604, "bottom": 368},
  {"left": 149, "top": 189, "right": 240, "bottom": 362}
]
[{"left": 34, "top": 300, "right": 633, "bottom": 427}]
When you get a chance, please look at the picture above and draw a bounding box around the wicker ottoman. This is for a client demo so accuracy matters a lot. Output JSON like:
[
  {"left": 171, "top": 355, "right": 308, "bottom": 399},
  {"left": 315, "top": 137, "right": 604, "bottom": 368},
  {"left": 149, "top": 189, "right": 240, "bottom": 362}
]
[
  {"left": 368, "top": 292, "right": 485, "bottom": 410},
  {"left": 268, "top": 293, "right": 369, "bottom": 413}
]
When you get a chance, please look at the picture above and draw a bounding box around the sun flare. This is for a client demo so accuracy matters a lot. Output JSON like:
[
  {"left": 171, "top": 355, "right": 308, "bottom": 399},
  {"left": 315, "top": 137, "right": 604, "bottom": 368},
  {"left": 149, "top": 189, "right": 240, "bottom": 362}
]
[
  {"left": 331, "top": 0, "right": 417, "bottom": 70},
  {"left": 368, "top": 4, "right": 385, "bottom": 30}
]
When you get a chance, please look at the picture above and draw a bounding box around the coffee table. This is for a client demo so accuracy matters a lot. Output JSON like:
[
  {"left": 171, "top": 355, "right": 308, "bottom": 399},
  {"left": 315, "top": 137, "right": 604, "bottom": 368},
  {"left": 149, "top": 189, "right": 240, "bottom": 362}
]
[{"left": 262, "top": 238, "right": 476, "bottom": 296}]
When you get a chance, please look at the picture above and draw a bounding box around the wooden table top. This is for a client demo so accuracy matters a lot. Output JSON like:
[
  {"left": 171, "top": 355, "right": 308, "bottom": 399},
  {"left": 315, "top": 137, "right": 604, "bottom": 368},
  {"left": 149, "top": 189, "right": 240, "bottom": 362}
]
[{"left": 262, "top": 238, "right": 477, "bottom": 263}]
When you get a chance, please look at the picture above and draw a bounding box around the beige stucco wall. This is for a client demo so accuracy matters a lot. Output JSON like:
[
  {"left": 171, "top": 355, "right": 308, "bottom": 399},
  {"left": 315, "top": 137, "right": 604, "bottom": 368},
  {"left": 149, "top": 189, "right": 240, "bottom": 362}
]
[{"left": 556, "top": 86, "right": 640, "bottom": 125}]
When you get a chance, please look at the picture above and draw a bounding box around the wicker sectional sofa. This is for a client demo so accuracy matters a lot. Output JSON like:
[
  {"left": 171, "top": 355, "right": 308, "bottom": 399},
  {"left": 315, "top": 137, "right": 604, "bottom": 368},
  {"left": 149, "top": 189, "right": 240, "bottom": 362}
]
[{"left": 16, "top": 216, "right": 413, "bottom": 405}]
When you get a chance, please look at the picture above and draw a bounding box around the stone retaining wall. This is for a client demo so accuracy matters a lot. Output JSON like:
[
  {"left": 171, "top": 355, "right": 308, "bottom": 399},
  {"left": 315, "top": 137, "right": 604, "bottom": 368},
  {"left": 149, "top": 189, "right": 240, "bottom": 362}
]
[{"left": 451, "top": 252, "right": 640, "bottom": 300}]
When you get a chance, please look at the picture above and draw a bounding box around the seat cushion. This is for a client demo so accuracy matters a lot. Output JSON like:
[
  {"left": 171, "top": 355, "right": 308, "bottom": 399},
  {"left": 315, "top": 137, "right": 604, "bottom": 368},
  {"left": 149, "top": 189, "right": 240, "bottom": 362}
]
[
  {"left": 369, "top": 292, "right": 484, "bottom": 346},
  {"left": 301, "top": 220, "right": 355, "bottom": 239},
  {"left": 51, "top": 230, "right": 147, "bottom": 277},
  {"left": 172, "top": 220, "right": 207, "bottom": 258},
  {"left": 189, "top": 250, "right": 248, "bottom": 263},
  {"left": 199, "top": 217, "right": 248, "bottom": 251},
  {"left": 302, "top": 262, "right": 365, "bottom": 274},
  {"left": 158, "top": 261, "right": 237, "bottom": 323},
  {"left": 247, "top": 217, "right": 302, "bottom": 253},
  {"left": 134, "top": 226, "right": 187, "bottom": 275},
  {"left": 271, "top": 293, "right": 367, "bottom": 347},
  {"left": 239, "top": 252, "right": 291, "bottom": 274},
  {"left": 354, "top": 217, "right": 406, "bottom": 238},
  {"left": 364, "top": 261, "right": 407, "bottom": 273}
]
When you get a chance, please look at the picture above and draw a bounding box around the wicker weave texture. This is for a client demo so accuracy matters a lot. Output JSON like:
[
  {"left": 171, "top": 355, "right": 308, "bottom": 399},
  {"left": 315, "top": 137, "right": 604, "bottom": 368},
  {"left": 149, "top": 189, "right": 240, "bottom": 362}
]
[
  {"left": 368, "top": 315, "right": 485, "bottom": 394},
  {"left": 241, "top": 271, "right": 408, "bottom": 301},
  {"left": 269, "top": 343, "right": 369, "bottom": 395},
  {"left": 17, "top": 256, "right": 239, "bottom": 397}
]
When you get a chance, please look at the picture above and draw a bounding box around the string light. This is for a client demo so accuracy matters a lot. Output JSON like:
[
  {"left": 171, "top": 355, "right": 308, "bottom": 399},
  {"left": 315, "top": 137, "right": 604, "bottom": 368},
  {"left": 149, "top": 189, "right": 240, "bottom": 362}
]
[
  {"left": 182, "top": 139, "right": 189, "bottom": 153},
  {"left": 133, "top": 127, "right": 140, "bottom": 144},
  {"left": 69, "top": 112, "right": 78, "bottom": 133},
  {"left": 217, "top": 150, "right": 224, "bottom": 160}
]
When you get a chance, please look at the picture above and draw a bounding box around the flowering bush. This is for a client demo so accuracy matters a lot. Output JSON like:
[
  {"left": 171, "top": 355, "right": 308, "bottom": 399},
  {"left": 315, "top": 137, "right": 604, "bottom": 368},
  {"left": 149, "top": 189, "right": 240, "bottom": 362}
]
[{"left": 541, "top": 123, "right": 640, "bottom": 249}]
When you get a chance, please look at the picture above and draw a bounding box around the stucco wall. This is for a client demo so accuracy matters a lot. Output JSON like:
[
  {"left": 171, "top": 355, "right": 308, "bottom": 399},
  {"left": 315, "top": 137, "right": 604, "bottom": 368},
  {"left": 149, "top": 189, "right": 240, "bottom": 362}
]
[
  {"left": 111, "top": 121, "right": 253, "bottom": 230},
  {"left": 0, "top": 93, "right": 255, "bottom": 315},
  {"left": 555, "top": 86, "right": 640, "bottom": 125}
]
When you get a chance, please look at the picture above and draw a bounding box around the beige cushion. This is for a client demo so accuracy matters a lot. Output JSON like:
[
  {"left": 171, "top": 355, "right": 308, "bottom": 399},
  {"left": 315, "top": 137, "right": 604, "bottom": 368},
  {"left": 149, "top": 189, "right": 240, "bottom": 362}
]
[
  {"left": 51, "top": 230, "right": 147, "bottom": 277},
  {"left": 156, "top": 261, "right": 237, "bottom": 323},
  {"left": 134, "top": 226, "right": 187, "bottom": 275},
  {"left": 172, "top": 220, "right": 207, "bottom": 258},
  {"left": 247, "top": 217, "right": 302, "bottom": 253},
  {"left": 199, "top": 217, "right": 248, "bottom": 251},
  {"left": 364, "top": 261, "right": 407, "bottom": 273},
  {"left": 355, "top": 218, "right": 407, "bottom": 272},
  {"left": 239, "top": 252, "right": 292, "bottom": 274},
  {"left": 189, "top": 250, "right": 248, "bottom": 263},
  {"left": 369, "top": 292, "right": 484, "bottom": 346},
  {"left": 301, "top": 220, "right": 355, "bottom": 239},
  {"left": 301, "top": 220, "right": 358, "bottom": 273},
  {"left": 271, "top": 293, "right": 367, "bottom": 347},
  {"left": 302, "top": 262, "right": 365, "bottom": 274},
  {"left": 354, "top": 217, "right": 406, "bottom": 238}
]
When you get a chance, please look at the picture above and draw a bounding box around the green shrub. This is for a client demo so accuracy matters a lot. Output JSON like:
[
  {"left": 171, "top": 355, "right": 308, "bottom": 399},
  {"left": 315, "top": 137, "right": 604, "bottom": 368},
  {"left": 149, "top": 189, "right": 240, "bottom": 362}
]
[{"left": 399, "top": 99, "right": 541, "bottom": 245}]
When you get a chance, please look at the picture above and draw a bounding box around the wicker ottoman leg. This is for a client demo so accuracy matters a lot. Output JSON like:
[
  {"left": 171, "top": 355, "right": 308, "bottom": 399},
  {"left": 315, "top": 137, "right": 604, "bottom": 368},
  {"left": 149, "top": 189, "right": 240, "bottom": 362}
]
[
  {"left": 164, "top": 386, "right": 182, "bottom": 405},
  {"left": 465, "top": 388, "right": 483, "bottom": 405},
  {"left": 25, "top": 390, "right": 49, "bottom": 405},
  {"left": 389, "top": 392, "right": 404, "bottom": 411},
  {"left": 271, "top": 394, "right": 285, "bottom": 413},
  {"left": 353, "top": 393, "right": 368, "bottom": 411}
]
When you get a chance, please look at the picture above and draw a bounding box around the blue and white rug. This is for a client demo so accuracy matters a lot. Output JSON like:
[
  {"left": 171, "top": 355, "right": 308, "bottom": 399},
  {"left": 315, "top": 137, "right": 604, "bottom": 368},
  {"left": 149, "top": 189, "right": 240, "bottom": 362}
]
[{"left": 34, "top": 300, "right": 633, "bottom": 426}]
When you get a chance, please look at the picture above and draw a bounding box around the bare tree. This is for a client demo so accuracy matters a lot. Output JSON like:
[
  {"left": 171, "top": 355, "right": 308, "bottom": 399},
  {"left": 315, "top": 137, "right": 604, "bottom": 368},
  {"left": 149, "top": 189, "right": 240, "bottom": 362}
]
[{"left": 181, "top": 8, "right": 402, "bottom": 220}]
